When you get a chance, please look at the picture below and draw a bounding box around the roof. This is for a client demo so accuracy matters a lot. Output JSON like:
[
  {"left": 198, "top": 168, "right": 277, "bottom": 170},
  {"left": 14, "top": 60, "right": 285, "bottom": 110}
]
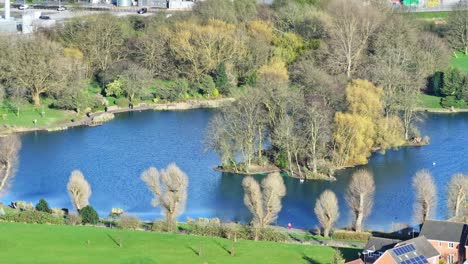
[
  {"left": 364, "top": 237, "right": 400, "bottom": 253},
  {"left": 387, "top": 236, "right": 439, "bottom": 264},
  {"left": 346, "top": 259, "right": 364, "bottom": 264},
  {"left": 420, "top": 220, "right": 468, "bottom": 243}
]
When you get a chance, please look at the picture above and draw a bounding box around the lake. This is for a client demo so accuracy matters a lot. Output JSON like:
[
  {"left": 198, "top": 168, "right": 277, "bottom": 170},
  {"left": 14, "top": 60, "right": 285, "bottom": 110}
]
[{"left": 3, "top": 110, "right": 467, "bottom": 231}]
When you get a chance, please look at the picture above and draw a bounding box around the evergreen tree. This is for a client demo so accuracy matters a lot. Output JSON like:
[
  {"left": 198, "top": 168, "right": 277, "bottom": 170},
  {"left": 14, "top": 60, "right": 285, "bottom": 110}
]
[
  {"left": 214, "top": 63, "right": 229, "bottom": 94},
  {"left": 79, "top": 205, "right": 99, "bottom": 225},
  {"left": 35, "top": 198, "right": 52, "bottom": 214},
  {"left": 441, "top": 68, "right": 463, "bottom": 97}
]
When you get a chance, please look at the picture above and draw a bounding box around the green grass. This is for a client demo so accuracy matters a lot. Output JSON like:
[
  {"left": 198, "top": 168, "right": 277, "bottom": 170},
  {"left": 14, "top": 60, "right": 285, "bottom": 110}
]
[
  {"left": 0, "top": 222, "right": 360, "bottom": 264},
  {"left": 451, "top": 52, "right": 468, "bottom": 72},
  {"left": 0, "top": 99, "right": 75, "bottom": 128},
  {"left": 419, "top": 94, "right": 443, "bottom": 109},
  {"left": 407, "top": 11, "right": 449, "bottom": 20}
]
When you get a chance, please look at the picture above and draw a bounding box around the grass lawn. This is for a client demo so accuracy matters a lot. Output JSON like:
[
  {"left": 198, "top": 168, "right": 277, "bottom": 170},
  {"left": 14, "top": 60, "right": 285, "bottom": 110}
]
[
  {"left": 407, "top": 11, "right": 449, "bottom": 20},
  {"left": 0, "top": 99, "right": 75, "bottom": 128},
  {"left": 0, "top": 222, "right": 360, "bottom": 264},
  {"left": 451, "top": 52, "right": 468, "bottom": 72},
  {"left": 419, "top": 94, "right": 443, "bottom": 109}
]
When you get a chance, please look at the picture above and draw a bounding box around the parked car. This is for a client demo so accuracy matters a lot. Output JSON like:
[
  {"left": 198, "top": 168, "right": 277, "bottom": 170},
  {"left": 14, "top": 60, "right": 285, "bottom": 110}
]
[
  {"left": 39, "top": 15, "right": 50, "bottom": 20},
  {"left": 57, "top": 6, "right": 66, "bottom": 11},
  {"left": 137, "top": 7, "right": 147, "bottom": 14},
  {"left": 18, "top": 4, "right": 29, "bottom": 10}
]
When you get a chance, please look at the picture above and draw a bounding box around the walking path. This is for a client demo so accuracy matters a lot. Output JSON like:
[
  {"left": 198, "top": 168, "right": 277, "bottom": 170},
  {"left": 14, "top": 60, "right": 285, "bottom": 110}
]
[{"left": 0, "top": 98, "right": 234, "bottom": 134}]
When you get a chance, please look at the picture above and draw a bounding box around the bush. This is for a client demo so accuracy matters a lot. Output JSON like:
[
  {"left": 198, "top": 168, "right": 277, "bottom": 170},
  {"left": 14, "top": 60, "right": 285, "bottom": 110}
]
[
  {"left": 66, "top": 214, "right": 83, "bottom": 225},
  {"left": 151, "top": 220, "right": 169, "bottom": 232},
  {"left": 35, "top": 198, "right": 52, "bottom": 214},
  {"left": 155, "top": 79, "right": 190, "bottom": 101},
  {"left": 13, "top": 201, "right": 34, "bottom": 211},
  {"left": 115, "top": 97, "right": 130, "bottom": 108},
  {"left": 332, "top": 230, "right": 371, "bottom": 241},
  {"left": 51, "top": 208, "right": 65, "bottom": 217},
  {"left": 186, "top": 217, "right": 224, "bottom": 237},
  {"left": 255, "top": 227, "right": 289, "bottom": 242},
  {"left": 118, "top": 215, "right": 141, "bottom": 230},
  {"left": 0, "top": 210, "right": 64, "bottom": 225},
  {"left": 79, "top": 205, "right": 99, "bottom": 225}
]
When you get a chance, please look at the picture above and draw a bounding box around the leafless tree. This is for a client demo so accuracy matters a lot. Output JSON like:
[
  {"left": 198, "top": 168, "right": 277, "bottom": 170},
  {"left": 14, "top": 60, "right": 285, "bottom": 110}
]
[
  {"left": 67, "top": 170, "right": 92, "bottom": 210},
  {"left": 314, "top": 190, "right": 339, "bottom": 237},
  {"left": 0, "top": 135, "right": 21, "bottom": 197},
  {"left": 141, "top": 163, "right": 188, "bottom": 232},
  {"left": 412, "top": 169, "right": 437, "bottom": 224},
  {"left": 446, "top": 3, "right": 468, "bottom": 55},
  {"left": 242, "top": 172, "right": 286, "bottom": 239},
  {"left": 346, "top": 169, "right": 375, "bottom": 232},
  {"left": 447, "top": 173, "right": 467, "bottom": 220},
  {"left": 326, "top": 0, "right": 381, "bottom": 78}
]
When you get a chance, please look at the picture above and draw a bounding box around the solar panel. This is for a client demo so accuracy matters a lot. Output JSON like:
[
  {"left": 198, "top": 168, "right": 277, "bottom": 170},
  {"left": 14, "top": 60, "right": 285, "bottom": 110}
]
[
  {"left": 402, "top": 255, "right": 428, "bottom": 264},
  {"left": 394, "top": 244, "right": 416, "bottom": 256}
]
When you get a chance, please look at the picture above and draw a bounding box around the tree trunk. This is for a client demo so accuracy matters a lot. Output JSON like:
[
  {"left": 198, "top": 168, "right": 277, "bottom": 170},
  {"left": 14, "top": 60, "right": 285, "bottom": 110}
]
[
  {"left": 324, "top": 226, "right": 330, "bottom": 238},
  {"left": 32, "top": 92, "right": 41, "bottom": 106},
  {"left": 0, "top": 163, "right": 11, "bottom": 192},
  {"left": 312, "top": 142, "right": 317, "bottom": 174},
  {"left": 355, "top": 194, "right": 365, "bottom": 232},
  {"left": 454, "top": 194, "right": 462, "bottom": 218}
]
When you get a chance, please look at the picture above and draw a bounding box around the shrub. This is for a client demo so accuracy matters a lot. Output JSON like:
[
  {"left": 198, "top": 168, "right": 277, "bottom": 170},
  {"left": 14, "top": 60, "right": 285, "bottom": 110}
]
[
  {"left": 79, "top": 205, "right": 99, "bottom": 225},
  {"left": 66, "top": 214, "right": 83, "bottom": 225},
  {"left": 151, "top": 220, "right": 169, "bottom": 232},
  {"left": 193, "top": 74, "right": 216, "bottom": 96},
  {"left": 332, "top": 230, "right": 371, "bottom": 241},
  {"left": 115, "top": 97, "right": 130, "bottom": 108},
  {"left": 0, "top": 210, "right": 64, "bottom": 225},
  {"left": 255, "top": 227, "right": 289, "bottom": 242},
  {"left": 35, "top": 198, "right": 52, "bottom": 214},
  {"left": 186, "top": 217, "right": 224, "bottom": 237},
  {"left": 118, "top": 215, "right": 141, "bottom": 230},
  {"left": 51, "top": 208, "right": 65, "bottom": 217},
  {"left": 155, "top": 79, "right": 189, "bottom": 101},
  {"left": 13, "top": 201, "right": 34, "bottom": 211},
  {"left": 441, "top": 96, "right": 466, "bottom": 109}
]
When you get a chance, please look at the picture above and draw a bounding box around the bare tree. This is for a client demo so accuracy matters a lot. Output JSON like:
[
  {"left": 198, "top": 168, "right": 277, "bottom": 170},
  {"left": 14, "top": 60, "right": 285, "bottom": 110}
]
[
  {"left": 412, "top": 169, "right": 437, "bottom": 224},
  {"left": 326, "top": 0, "right": 381, "bottom": 78},
  {"left": 242, "top": 172, "right": 286, "bottom": 239},
  {"left": 446, "top": 4, "right": 468, "bottom": 55},
  {"left": 0, "top": 135, "right": 21, "bottom": 197},
  {"left": 141, "top": 163, "right": 188, "bottom": 232},
  {"left": 67, "top": 170, "right": 92, "bottom": 210},
  {"left": 314, "top": 190, "right": 339, "bottom": 237},
  {"left": 346, "top": 169, "right": 375, "bottom": 232},
  {"left": 447, "top": 173, "right": 467, "bottom": 220}
]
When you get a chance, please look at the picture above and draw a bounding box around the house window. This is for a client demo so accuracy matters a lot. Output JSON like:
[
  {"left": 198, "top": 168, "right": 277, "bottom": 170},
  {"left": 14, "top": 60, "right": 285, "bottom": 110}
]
[
  {"left": 447, "top": 254, "right": 454, "bottom": 264},
  {"left": 448, "top": 242, "right": 454, "bottom": 248},
  {"left": 438, "top": 241, "right": 442, "bottom": 247}
]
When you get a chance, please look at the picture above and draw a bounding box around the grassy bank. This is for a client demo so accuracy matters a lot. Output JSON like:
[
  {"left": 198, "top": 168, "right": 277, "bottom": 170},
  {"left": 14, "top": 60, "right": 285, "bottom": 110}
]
[
  {"left": 0, "top": 222, "right": 359, "bottom": 264},
  {"left": 451, "top": 52, "right": 468, "bottom": 72},
  {"left": 407, "top": 11, "right": 449, "bottom": 20},
  {"left": 0, "top": 99, "right": 76, "bottom": 128}
]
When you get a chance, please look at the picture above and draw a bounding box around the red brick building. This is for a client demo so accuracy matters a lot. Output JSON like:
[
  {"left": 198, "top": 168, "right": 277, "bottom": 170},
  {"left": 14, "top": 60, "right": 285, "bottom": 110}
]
[{"left": 419, "top": 220, "right": 468, "bottom": 264}]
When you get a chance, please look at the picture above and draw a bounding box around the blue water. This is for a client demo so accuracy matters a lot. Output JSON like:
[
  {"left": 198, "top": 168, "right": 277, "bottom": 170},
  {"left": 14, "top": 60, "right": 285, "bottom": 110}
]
[{"left": 3, "top": 110, "right": 467, "bottom": 231}]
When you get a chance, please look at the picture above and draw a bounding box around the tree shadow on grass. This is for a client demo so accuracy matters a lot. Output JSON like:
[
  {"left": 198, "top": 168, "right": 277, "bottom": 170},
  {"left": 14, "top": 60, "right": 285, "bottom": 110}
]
[
  {"left": 302, "top": 254, "right": 321, "bottom": 264},
  {"left": 106, "top": 233, "right": 121, "bottom": 248},
  {"left": 213, "top": 239, "right": 231, "bottom": 255},
  {"left": 186, "top": 245, "right": 200, "bottom": 256}
]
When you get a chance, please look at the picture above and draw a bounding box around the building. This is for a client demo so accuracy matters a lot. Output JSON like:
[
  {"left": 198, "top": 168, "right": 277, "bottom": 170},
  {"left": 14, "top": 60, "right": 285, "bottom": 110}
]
[
  {"left": 363, "top": 237, "right": 401, "bottom": 264},
  {"left": 420, "top": 220, "right": 468, "bottom": 264},
  {"left": 347, "top": 236, "right": 440, "bottom": 264}
]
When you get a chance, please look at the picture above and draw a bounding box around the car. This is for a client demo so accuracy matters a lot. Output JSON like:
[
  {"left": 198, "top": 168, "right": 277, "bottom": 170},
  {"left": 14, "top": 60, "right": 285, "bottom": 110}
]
[
  {"left": 57, "top": 6, "right": 66, "bottom": 11},
  {"left": 137, "top": 7, "right": 147, "bottom": 14},
  {"left": 18, "top": 4, "right": 29, "bottom": 10},
  {"left": 39, "top": 15, "right": 50, "bottom": 20}
]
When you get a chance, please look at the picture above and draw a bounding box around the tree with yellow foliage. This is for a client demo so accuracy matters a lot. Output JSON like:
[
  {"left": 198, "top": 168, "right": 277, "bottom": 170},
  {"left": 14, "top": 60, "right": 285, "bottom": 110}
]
[
  {"left": 169, "top": 20, "right": 246, "bottom": 81},
  {"left": 333, "top": 79, "right": 404, "bottom": 167}
]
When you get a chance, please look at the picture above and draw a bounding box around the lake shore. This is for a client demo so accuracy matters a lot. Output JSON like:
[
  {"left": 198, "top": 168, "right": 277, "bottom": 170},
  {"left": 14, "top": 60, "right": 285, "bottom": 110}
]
[
  {"left": 416, "top": 107, "right": 468, "bottom": 113},
  {"left": 0, "top": 97, "right": 235, "bottom": 135}
]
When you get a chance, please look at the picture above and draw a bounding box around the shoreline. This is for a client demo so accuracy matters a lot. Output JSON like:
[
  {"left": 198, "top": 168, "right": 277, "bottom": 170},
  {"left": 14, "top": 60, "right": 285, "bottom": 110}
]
[
  {"left": 416, "top": 107, "right": 468, "bottom": 113},
  {"left": 0, "top": 98, "right": 235, "bottom": 135}
]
